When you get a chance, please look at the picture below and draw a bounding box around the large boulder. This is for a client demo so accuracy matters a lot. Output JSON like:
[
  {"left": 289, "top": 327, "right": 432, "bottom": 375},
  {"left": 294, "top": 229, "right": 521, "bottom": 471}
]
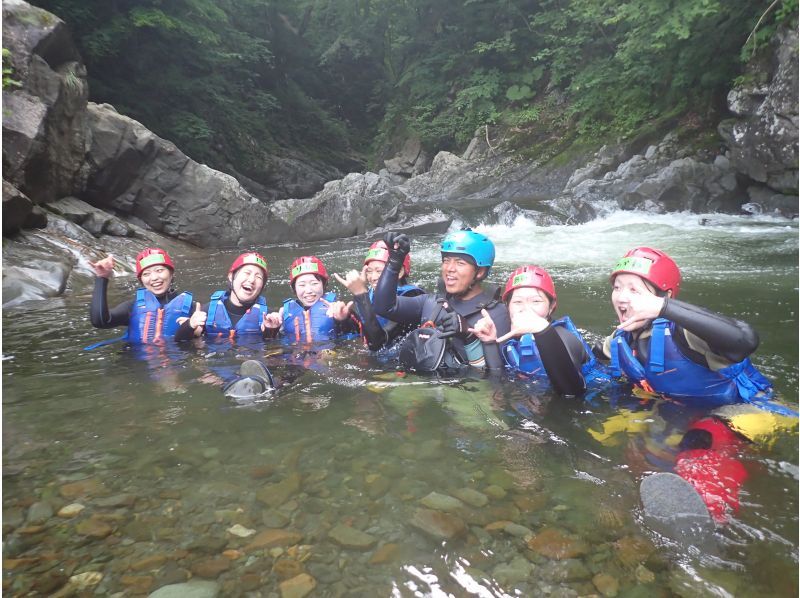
[
  {"left": 718, "top": 26, "right": 798, "bottom": 194},
  {"left": 268, "top": 172, "right": 407, "bottom": 241},
  {"left": 83, "top": 103, "right": 282, "bottom": 247},
  {"left": 2, "top": 0, "right": 88, "bottom": 205},
  {"left": 551, "top": 133, "right": 744, "bottom": 218}
]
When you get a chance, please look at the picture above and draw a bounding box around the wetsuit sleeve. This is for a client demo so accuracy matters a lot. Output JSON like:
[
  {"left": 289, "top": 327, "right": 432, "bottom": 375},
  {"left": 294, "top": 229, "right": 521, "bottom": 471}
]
[
  {"left": 89, "top": 277, "right": 132, "bottom": 328},
  {"left": 352, "top": 292, "right": 389, "bottom": 351},
  {"left": 372, "top": 264, "right": 426, "bottom": 325},
  {"left": 661, "top": 297, "right": 759, "bottom": 364},
  {"left": 533, "top": 326, "right": 587, "bottom": 396}
]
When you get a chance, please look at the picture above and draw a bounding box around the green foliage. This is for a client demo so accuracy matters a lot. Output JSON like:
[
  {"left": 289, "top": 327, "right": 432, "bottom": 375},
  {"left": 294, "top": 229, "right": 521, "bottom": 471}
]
[
  {"left": 2, "top": 48, "right": 22, "bottom": 91},
  {"left": 28, "top": 0, "right": 778, "bottom": 181},
  {"left": 741, "top": 0, "right": 798, "bottom": 59}
]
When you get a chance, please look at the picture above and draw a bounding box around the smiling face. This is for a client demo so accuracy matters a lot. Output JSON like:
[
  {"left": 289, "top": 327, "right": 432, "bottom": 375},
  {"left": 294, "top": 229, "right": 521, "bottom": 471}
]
[
  {"left": 364, "top": 260, "right": 386, "bottom": 287},
  {"left": 441, "top": 255, "right": 484, "bottom": 298},
  {"left": 228, "top": 264, "right": 265, "bottom": 306},
  {"left": 139, "top": 265, "right": 173, "bottom": 296},
  {"left": 294, "top": 273, "right": 324, "bottom": 307},
  {"left": 508, "top": 287, "right": 552, "bottom": 323},
  {"left": 611, "top": 273, "right": 657, "bottom": 330}
]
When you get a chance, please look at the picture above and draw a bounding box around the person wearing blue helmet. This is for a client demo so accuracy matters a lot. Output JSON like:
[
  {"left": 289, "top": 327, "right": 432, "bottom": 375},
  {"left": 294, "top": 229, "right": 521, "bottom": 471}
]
[{"left": 372, "top": 228, "right": 511, "bottom": 370}]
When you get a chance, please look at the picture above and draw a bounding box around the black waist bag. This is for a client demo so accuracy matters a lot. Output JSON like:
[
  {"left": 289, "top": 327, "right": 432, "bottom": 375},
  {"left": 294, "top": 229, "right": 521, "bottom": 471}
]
[{"left": 398, "top": 327, "right": 467, "bottom": 373}]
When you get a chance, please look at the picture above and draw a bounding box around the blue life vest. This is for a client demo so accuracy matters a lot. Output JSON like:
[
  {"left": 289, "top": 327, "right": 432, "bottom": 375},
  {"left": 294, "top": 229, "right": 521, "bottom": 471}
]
[
  {"left": 369, "top": 284, "right": 424, "bottom": 329},
  {"left": 126, "top": 288, "right": 193, "bottom": 344},
  {"left": 502, "top": 316, "right": 611, "bottom": 391},
  {"left": 609, "top": 318, "right": 773, "bottom": 408},
  {"left": 205, "top": 291, "right": 268, "bottom": 339},
  {"left": 282, "top": 292, "right": 338, "bottom": 343}
]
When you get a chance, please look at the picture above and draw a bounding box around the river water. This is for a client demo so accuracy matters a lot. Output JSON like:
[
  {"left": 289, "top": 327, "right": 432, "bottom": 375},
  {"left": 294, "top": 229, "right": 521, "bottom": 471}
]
[{"left": 3, "top": 210, "right": 798, "bottom": 597}]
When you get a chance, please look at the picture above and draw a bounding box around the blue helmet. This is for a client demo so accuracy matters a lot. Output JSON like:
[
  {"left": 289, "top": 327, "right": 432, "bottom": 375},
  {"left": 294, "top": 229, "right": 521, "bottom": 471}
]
[{"left": 440, "top": 228, "right": 495, "bottom": 272}]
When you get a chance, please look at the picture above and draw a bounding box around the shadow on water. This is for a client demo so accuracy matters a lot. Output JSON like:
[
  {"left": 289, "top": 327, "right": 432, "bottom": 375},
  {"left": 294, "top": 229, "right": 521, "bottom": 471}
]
[{"left": 2, "top": 212, "right": 798, "bottom": 596}]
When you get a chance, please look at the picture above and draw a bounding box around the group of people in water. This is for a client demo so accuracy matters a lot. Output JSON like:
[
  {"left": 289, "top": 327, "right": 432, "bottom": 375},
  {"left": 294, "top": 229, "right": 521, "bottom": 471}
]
[{"left": 89, "top": 228, "right": 795, "bottom": 529}]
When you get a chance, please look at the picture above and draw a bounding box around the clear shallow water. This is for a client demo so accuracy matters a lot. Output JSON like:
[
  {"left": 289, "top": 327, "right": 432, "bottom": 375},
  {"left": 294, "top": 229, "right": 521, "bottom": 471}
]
[{"left": 3, "top": 211, "right": 798, "bottom": 596}]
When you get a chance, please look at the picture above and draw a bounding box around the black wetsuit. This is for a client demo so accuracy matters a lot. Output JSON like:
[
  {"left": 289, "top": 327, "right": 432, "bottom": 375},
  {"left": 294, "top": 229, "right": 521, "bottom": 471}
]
[
  {"left": 530, "top": 324, "right": 590, "bottom": 397},
  {"left": 351, "top": 281, "right": 426, "bottom": 351},
  {"left": 373, "top": 264, "right": 511, "bottom": 369},
  {"left": 600, "top": 297, "right": 760, "bottom": 369}
]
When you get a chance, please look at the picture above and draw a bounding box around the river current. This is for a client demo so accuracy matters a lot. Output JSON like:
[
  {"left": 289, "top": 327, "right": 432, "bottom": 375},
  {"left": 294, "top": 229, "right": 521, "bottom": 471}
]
[{"left": 3, "top": 210, "right": 798, "bottom": 596}]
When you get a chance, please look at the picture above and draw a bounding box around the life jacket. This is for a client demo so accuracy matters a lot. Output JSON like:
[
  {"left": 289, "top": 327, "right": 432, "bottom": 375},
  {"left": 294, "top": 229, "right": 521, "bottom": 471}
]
[
  {"left": 609, "top": 318, "right": 773, "bottom": 408},
  {"left": 401, "top": 287, "right": 502, "bottom": 370},
  {"left": 205, "top": 290, "right": 268, "bottom": 339},
  {"left": 502, "top": 316, "right": 611, "bottom": 391},
  {"left": 369, "top": 283, "right": 425, "bottom": 329},
  {"left": 126, "top": 288, "right": 194, "bottom": 344},
  {"left": 282, "top": 292, "right": 338, "bottom": 343}
]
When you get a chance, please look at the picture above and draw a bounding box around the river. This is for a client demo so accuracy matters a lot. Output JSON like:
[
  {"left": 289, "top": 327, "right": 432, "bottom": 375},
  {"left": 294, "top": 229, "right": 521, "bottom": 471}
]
[{"left": 3, "top": 210, "right": 798, "bottom": 596}]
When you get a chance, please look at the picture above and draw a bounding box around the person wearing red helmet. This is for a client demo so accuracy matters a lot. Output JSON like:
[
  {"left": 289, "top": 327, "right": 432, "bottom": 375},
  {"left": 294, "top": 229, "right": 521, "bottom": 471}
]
[
  {"left": 599, "top": 246, "right": 783, "bottom": 529},
  {"left": 88, "top": 248, "right": 195, "bottom": 346},
  {"left": 601, "top": 246, "right": 772, "bottom": 407},
  {"left": 333, "top": 240, "right": 425, "bottom": 351},
  {"left": 261, "top": 256, "right": 359, "bottom": 343},
  {"left": 174, "top": 251, "right": 271, "bottom": 342},
  {"left": 469, "top": 264, "right": 606, "bottom": 396}
]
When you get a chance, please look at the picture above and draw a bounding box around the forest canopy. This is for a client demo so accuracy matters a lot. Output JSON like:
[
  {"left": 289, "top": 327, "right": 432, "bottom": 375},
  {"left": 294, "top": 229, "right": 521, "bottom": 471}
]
[{"left": 32, "top": 0, "right": 798, "bottom": 180}]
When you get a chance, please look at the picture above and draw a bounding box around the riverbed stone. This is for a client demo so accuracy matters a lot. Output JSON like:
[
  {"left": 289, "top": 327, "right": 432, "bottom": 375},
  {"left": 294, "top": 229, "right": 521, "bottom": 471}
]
[
  {"left": 409, "top": 508, "right": 467, "bottom": 540},
  {"left": 75, "top": 516, "right": 113, "bottom": 538},
  {"left": 190, "top": 557, "right": 230, "bottom": 579},
  {"left": 369, "top": 543, "right": 400, "bottom": 565},
  {"left": 148, "top": 580, "right": 220, "bottom": 598},
  {"left": 279, "top": 572, "right": 317, "bottom": 598},
  {"left": 26, "top": 501, "right": 53, "bottom": 524},
  {"left": 527, "top": 528, "right": 589, "bottom": 560},
  {"left": 593, "top": 572, "right": 620, "bottom": 597},
  {"left": 328, "top": 524, "right": 378, "bottom": 551},
  {"left": 256, "top": 473, "right": 301, "bottom": 508},
  {"left": 244, "top": 529, "right": 303, "bottom": 553},
  {"left": 94, "top": 493, "right": 136, "bottom": 508},
  {"left": 453, "top": 488, "right": 489, "bottom": 508},
  {"left": 420, "top": 491, "right": 465, "bottom": 513},
  {"left": 60, "top": 478, "right": 107, "bottom": 499},
  {"left": 492, "top": 556, "right": 533, "bottom": 585},
  {"left": 57, "top": 503, "right": 85, "bottom": 518}
]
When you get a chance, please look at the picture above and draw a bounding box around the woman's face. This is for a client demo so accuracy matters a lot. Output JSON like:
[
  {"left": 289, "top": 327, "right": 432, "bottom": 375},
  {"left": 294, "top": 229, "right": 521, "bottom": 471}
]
[
  {"left": 140, "top": 265, "right": 173, "bottom": 296},
  {"left": 364, "top": 260, "right": 386, "bottom": 287},
  {"left": 294, "top": 273, "right": 324, "bottom": 306},
  {"left": 611, "top": 273, "right": 656, "bottom": 329},
  {"left": 508, "top": 287, "right": 552, "bottom": 322},
  {"left": 228, "top": 265, "right": 265, "bottom": 306}
]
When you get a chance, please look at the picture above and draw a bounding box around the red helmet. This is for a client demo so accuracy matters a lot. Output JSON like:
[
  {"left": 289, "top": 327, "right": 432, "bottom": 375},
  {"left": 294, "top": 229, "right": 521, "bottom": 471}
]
[
  {"left": 611, "top": 247, "right": 681, "bottom": 297},
  {"left": 502, "top": 265, "right": 557, "bottom": 310},
  {"left": 364, "top": 240, "right": 411, "bottom": 276},
  {"left": 135, "top": 248, "right": 174, "bottom": 278},
  {"left": 228, "top": 252, "right": 269, "bottom": 278},
  {"left": 290, "top": 256, "right": 328, "bottom": 286}
]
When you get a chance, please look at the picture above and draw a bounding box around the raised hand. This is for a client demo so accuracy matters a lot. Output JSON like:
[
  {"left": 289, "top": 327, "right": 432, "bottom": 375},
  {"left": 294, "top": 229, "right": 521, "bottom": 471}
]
[
  {"left": 89, "top": 254, "right": 115, "bottom": 278},
  {"left": 188, "top": 302, "right": 207, "bottom": 335},
  {"left": 496, "top": 310, "right": 550, "bottom": 343},
  {"left": 325, "top": 300, "right": 355, "bottom": 321},
  {"left": 383, "top": 231, "right": 411, "bottom": 270},
  {"left": 616, "top": 293, "right": 665, "bottom": 332},
  {"left": 262, "top": 310, "right": 283, "bottom": 330},
  {"left": 333, "top": 270, "right": 368, "bottom": 295},
  {"left": 468, "top": 309, "right": 498, "bottom": 343}
]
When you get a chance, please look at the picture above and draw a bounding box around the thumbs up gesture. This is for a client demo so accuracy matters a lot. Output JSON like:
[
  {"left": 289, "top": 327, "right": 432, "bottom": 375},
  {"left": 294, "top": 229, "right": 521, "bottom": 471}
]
[{"left": 189, "top": 302, "right": 207, "bottom": 334}]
